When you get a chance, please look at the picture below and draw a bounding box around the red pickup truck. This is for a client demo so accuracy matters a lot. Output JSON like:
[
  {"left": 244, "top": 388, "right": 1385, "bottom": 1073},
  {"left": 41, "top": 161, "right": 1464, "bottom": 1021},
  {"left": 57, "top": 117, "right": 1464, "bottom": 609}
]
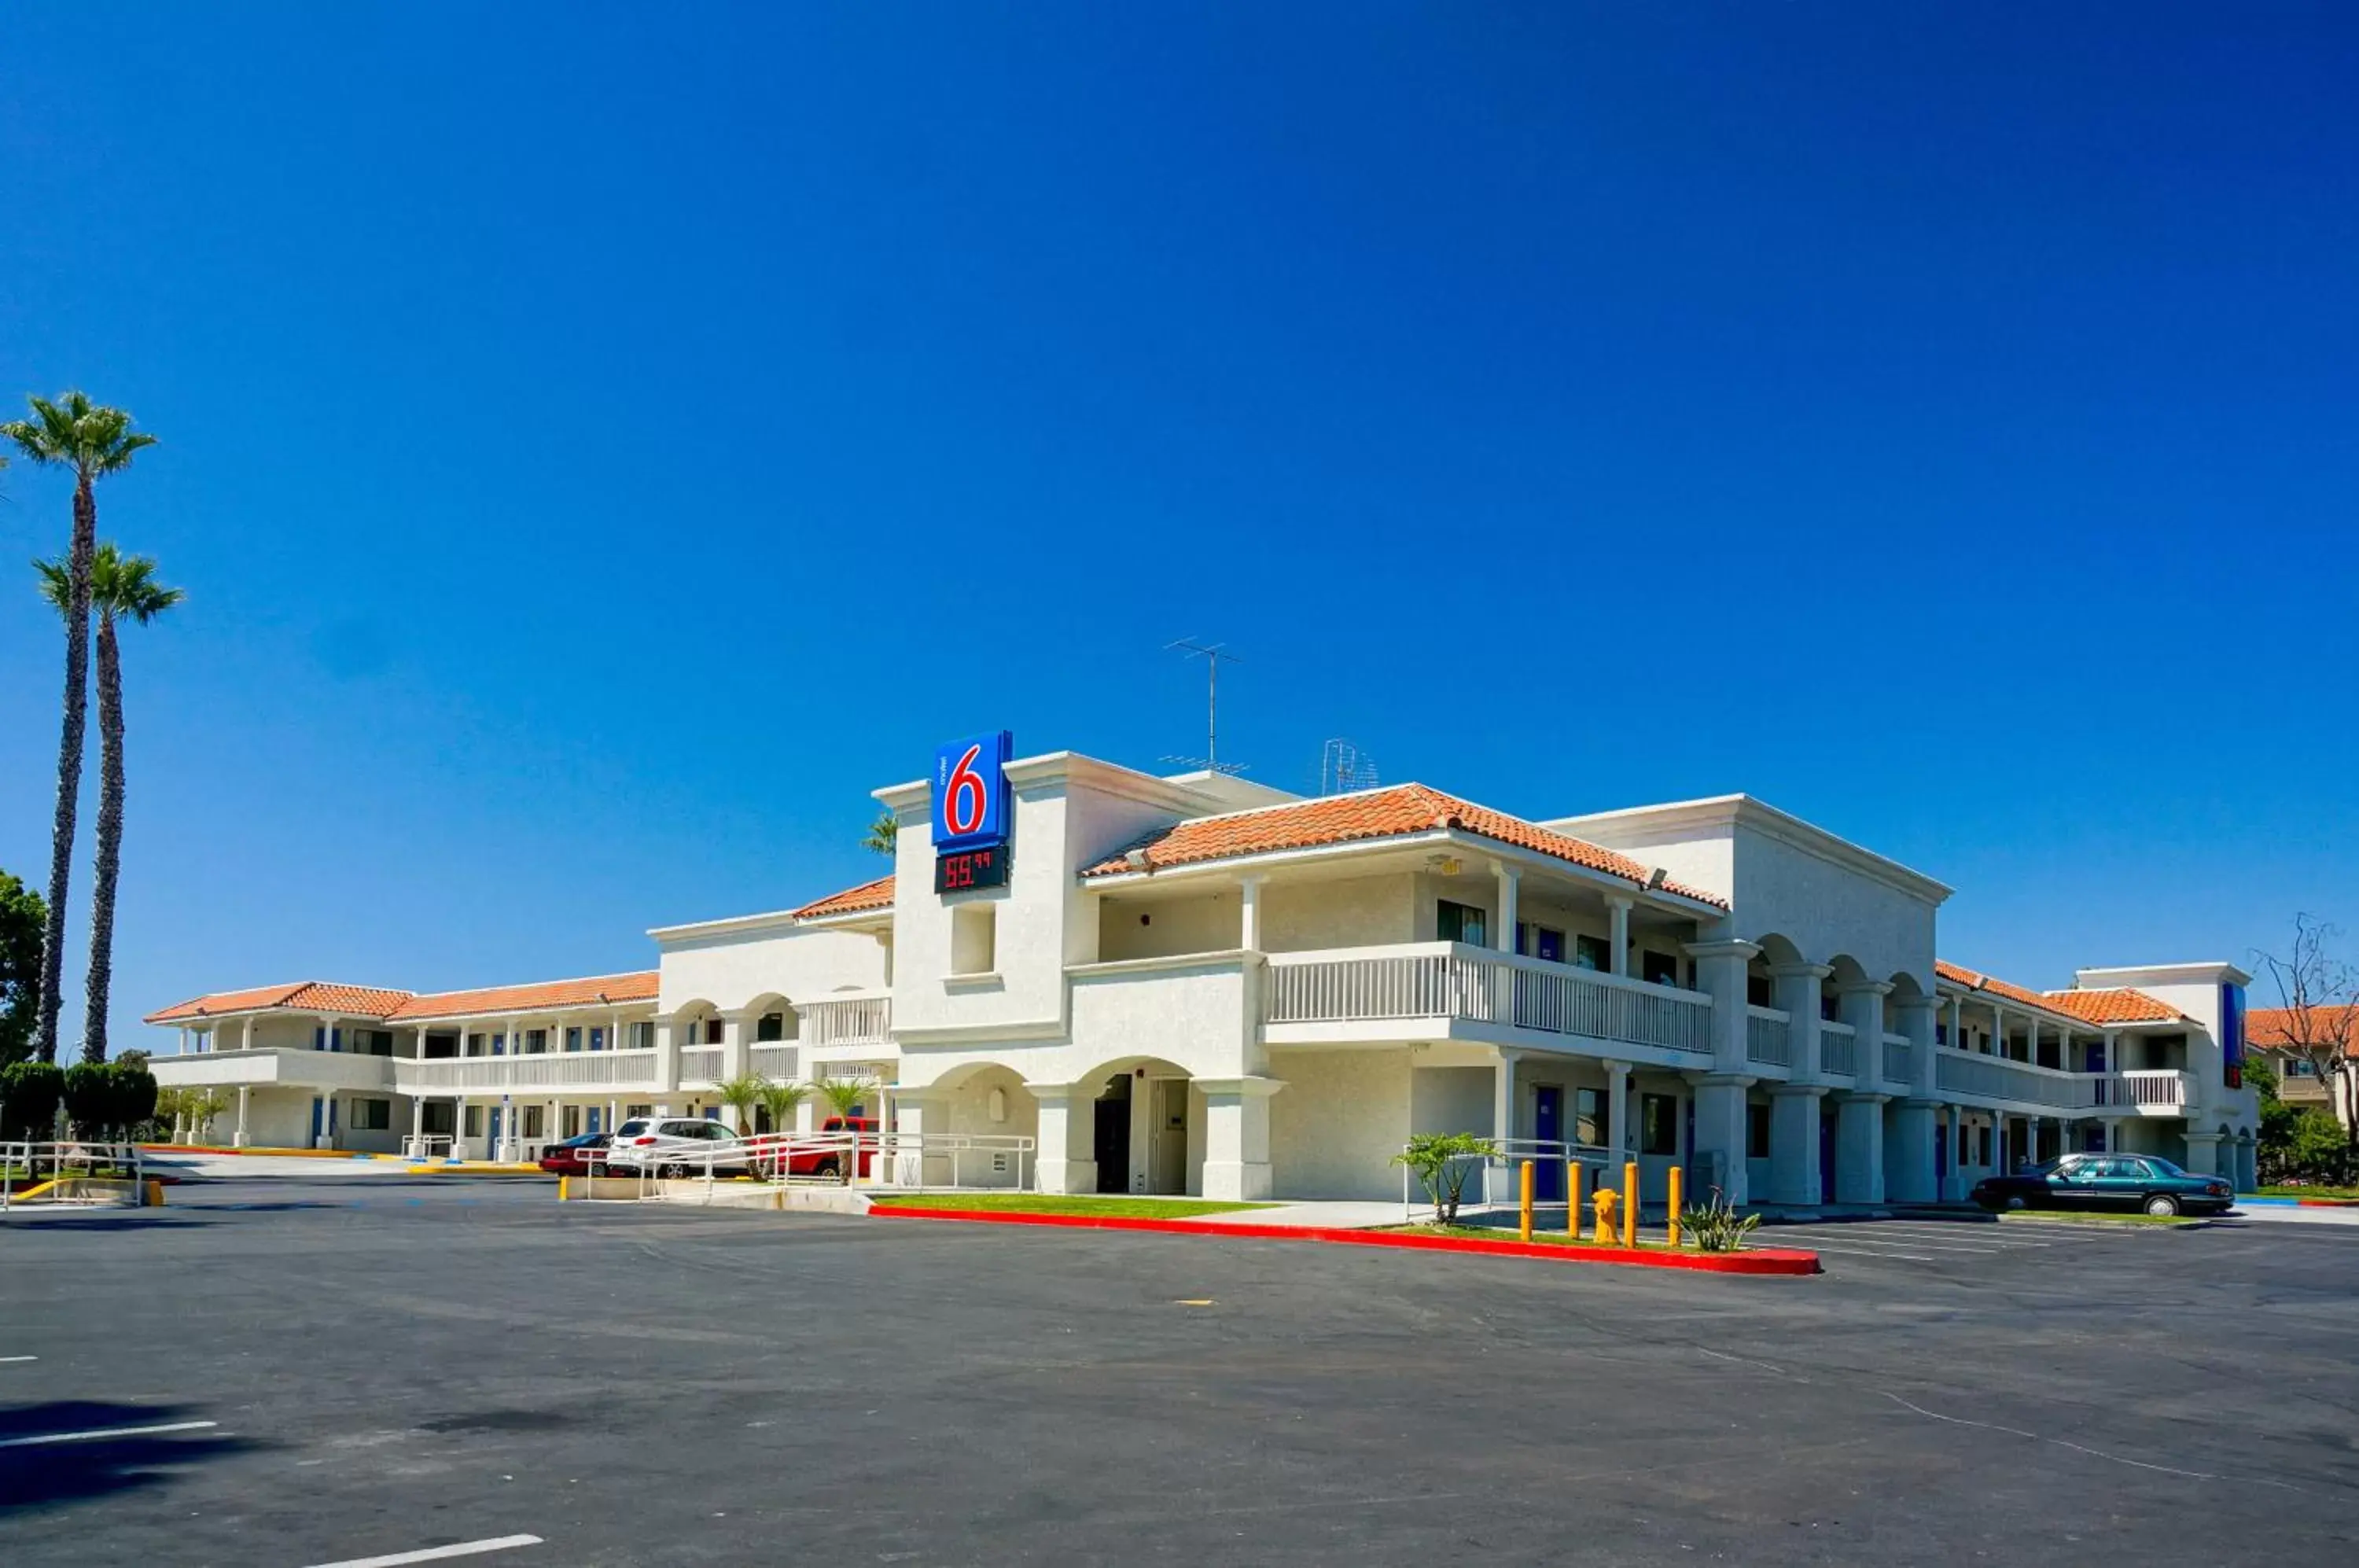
[{"left": 758, "top": 1116, "right": 878, "bottom": 1181}]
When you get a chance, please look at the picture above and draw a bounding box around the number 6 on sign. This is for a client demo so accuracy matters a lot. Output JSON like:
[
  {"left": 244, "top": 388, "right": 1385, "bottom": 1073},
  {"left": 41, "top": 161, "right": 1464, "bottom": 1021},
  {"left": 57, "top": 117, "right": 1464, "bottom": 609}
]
[{"left": 932, "top": 731, "right": 1012, "bottom": 852}]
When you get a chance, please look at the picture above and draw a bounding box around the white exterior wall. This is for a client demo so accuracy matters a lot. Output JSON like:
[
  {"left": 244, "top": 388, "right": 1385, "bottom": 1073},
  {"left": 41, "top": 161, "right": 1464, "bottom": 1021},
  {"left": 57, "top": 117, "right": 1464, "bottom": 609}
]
[
  {"left": 1268, "top": 1049, "right": 1411, "bottom": 1200},
  {"left": 658, "top": 921, "right": 889, "bottom": 1014}
]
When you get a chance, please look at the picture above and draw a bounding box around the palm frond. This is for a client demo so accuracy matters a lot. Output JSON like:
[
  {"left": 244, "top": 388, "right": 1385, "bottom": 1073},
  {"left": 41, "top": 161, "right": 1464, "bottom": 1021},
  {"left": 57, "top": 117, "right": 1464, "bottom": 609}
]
[
  {"left": 2, "top": 392, "right": 156, "bottom": 473},
  {"left": 87, "top": 543, "right": 183, "bottom": 624},
  {"left": 30, "top": 553, "right": 70, "bottom": 614}
]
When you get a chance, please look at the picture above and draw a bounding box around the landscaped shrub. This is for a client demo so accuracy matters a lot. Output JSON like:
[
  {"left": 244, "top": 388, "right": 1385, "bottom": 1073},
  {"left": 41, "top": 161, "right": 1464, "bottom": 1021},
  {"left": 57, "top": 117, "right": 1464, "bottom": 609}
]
[
  {"left": 1391, "top": 1132, "right": 1499, "bottom": 1224},
  {"left": 0, "top": 1059, "right": 65, "bottom": 1140},
  {"left": 1678, "top": 1188, "right": 1761, "bottom": 1253}
]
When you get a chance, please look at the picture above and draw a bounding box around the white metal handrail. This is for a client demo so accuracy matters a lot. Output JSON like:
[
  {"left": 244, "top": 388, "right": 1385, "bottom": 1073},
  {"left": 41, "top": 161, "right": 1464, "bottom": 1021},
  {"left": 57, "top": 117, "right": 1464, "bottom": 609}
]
[
  {"left": 574, "top": 1127, "right": 1040, "bottom": 1203},
  {"left": 678, "top": 1047, "right": 723, "bottom": 1084},
  {"left": 1267, "top": 944, "right": 1713, "bottom": 1056},
  {"left": 399, "top": 1047, "right": 661, "bottom": 1091},
  {"left": 799, "top": 995, "right": 892, "bottom": 1048},
  {"left": 401, "top": 1134, "right": 457, "bottom": 1160},
  {"left": 1, "top": 1141, "right": 145, "bottom": 1211},
  {"left": 1882, "top": 1038, "right": 1912, "bottom": 1084},
  {"left": 1397, "top": 1137, "right": 1614, "bottom": 1221}
]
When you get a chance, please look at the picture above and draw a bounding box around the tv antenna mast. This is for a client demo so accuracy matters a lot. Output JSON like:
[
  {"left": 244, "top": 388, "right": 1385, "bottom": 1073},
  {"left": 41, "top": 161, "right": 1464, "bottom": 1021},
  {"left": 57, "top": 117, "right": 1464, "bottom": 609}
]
[
  {"left": 1163, "top": 637, "right": 1247, "bottom": 775},
  {"left": 1319, "top": 738, "right": 1379, "bottom": 796}
]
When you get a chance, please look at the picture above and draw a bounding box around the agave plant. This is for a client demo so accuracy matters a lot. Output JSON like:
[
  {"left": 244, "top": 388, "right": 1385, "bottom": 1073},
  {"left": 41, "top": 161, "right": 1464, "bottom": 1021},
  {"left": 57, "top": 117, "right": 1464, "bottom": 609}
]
[{"left": 1678, "top": 1187, "right": 1762, "bottom": 1253}]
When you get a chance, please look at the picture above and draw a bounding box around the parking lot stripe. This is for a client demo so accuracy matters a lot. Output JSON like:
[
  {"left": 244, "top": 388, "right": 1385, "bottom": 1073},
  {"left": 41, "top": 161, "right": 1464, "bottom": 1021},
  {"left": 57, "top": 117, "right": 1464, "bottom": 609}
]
[
  {"left": 298, "top": 1536, "right": 543, "bottom": 1568},
  {"left": 0, "top": 1355, "right": 35, "bottom": 1363},
  {"left": 0, "top": 1419, "right": 219, "bottom": 1448},
  {"left": 1751, "top": 1239, "right": 1938, "bottom": 1261}
]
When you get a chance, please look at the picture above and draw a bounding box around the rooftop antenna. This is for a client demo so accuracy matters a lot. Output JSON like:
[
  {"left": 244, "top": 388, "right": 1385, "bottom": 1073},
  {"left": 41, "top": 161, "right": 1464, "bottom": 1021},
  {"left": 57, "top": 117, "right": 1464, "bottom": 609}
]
[
  {"left": 1163, "top": 636, "right": 1247, "bottom": 775},
  {"left": 1319, "top": 738, "right": 1379, "bottom": 796}
]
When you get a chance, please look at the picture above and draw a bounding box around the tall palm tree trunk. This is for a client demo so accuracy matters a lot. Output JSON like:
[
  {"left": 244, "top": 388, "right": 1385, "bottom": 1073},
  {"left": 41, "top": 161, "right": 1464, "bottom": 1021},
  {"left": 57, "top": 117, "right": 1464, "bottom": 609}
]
[
  {"left": 35, "top": 476, "right": 96, "bottom": 1065},
  {"left": 82, "top": 610, "right": 125, "bottom": 1064}
]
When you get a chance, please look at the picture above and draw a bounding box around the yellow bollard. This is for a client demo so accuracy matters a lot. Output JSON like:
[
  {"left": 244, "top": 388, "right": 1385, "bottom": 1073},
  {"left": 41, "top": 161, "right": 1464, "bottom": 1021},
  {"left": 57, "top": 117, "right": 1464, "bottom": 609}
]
[
  {"left": 559, "top": 1175, "right": 570, "bottom": 1202},
  {"left": 1622, "top": 1160, "right": 1640, "bottom": 1247},
  {"left": 1567, "top": 1160, "right": 1585, "bottom": 1238},
  {"left": 1519, "top": 1159, "right": 1534, "bottom": 1242},
  {"left": 1666, "top": 1166, "right": 1684, "bottom": 1248},
  {"left": 144, "top": 1179, "right": 164, "bottom": 1208},
  {"left": 1592, "top": 1186, "right": 1617, "bottom": 1245}
]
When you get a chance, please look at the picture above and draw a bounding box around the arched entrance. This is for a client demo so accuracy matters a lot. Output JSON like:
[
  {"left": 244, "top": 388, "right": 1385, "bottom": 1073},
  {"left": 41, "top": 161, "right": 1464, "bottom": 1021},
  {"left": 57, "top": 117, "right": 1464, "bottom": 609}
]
[{"left": 1078, "top": 1058, "right": 1196, "bottom": 1195}]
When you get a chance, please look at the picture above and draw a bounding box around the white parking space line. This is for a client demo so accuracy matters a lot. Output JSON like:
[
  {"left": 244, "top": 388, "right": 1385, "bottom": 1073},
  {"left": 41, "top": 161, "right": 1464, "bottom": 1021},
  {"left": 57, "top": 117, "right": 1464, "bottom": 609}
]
[
  {"left": 0, "top": 1419, "right": 219, "bottom": 1448},
  {"left": 0, "top": 1355, "right": 36, "bottom": 1364},
  {"left": 1769, "top": 1231, "right": 2037, "bottom": 1256},
  {"left": 298, "top": 1537, "right": 543, "bottom": 1568}
]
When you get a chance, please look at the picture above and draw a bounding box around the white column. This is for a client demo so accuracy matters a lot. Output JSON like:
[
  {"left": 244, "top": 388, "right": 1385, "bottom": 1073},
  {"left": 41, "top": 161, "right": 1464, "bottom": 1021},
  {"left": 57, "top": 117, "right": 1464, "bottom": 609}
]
[
  {"left": 609, "top": 1008, "right": 622, "bottom": 1054},
  {"left": 177, "top": 1026, "right": 189, "bottom": 1055},
  {"left": 721, "top": 1012, "right": 752, "bottom": 1115},
  {"left": 454, "top": 1096, "right": 468, "bottom": 1158},
  {"left": 1942, "top": 1103, "right": 1963, "bottom": 1201},
  {"left": 1989, "top": 1002, "right": 2005, "bottom": 1057},
  {"left": 654, "top": 1015, "right": 680, "bottom": 1106},
  {"left": 1771, "top": 963, "right": 1831, "bottom": 1079},
  {"left": 1886, "top": 996, "right": 1939, "bottom": 1204},
  {"left": 234, "top": 1084, "right": 251, "bottom": 1147},
  {"left": 1238, "top": 874, "right": 1264, "bottom": 952},
  {"left": 1605, "top": 896, "right": 1632, "bottom": 977},
  {"left": 1684, "top": 940, "right": 1760, "bottom": 1073},
  {"left": 241, "top": 1016, "right": 256, "bottom": 1051},
  {"left": 1603, "top": 1060, "right": 1631, "bottom": 1165},
  {"left": 1198, "top": 1077, "right": 1281, "bottom": 1200},
  {"left": 1028, "top": 1084, "right": 1094, "bottom": 1194},
  {"left": 1487, "top": 1047, "right": 1521, "bottom": 1205},
  {"left": 1493, "top": 863, "right": 1519, "bottom": 953},
  {"left": 315, "top": 1091, "right": 337, "bottom": 1150},
  {"left": 1946, "top": 993, "right": 1962, "bottom": 1052}
]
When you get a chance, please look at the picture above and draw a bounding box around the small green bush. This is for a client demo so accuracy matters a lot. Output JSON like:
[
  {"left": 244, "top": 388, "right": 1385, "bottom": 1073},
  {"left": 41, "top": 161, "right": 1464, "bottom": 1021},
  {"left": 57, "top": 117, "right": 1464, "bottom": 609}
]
[
  {"left": 1391, "top": 1132, "right": 1499, "bottom": 1224},
  {"left": 0, "top": 1059, "right": 64, "bottom": 1139},
  {"left": 1679, "top": 1187, "right": 1761, "bottom": 1253}
]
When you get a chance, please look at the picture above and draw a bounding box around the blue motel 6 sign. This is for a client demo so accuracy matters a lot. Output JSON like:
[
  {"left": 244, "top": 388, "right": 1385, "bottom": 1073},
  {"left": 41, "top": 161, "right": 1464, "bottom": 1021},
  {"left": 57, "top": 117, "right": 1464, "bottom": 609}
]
[{"left": 933, "top": 731, "right": 1013, "bottom": 853}]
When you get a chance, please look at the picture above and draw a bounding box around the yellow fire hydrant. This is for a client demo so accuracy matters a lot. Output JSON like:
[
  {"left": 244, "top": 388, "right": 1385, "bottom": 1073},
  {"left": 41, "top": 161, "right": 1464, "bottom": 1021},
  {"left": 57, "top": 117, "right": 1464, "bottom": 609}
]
[{"left": 1592, "top": 1185, "right": 1619, "bottom": 1245}]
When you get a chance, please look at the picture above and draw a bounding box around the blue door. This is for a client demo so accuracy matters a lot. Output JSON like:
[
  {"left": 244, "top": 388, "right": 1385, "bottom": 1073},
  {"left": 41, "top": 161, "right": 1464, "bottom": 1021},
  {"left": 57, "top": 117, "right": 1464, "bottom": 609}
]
[
  {"left": 1533, "top": 1086, "right": 1565, "bottom": 1200},
  {"left": 1819, "top": 1108, "right": 1836, "bottom": 1203}
]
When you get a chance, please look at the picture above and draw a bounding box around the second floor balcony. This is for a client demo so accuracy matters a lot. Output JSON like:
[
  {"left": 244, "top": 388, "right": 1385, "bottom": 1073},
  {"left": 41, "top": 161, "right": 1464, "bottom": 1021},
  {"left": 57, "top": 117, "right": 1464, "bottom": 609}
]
[{"left": 1261, "top": 942, "right": 1713, "bottom": 1061}]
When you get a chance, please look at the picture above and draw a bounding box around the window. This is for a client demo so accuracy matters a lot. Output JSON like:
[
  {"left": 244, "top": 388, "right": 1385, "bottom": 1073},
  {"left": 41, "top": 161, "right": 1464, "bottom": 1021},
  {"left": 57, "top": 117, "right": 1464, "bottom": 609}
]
[
  {"left": 1574, "top": 1087, "right": 1604, "bottom": 1147},
  {"left": 627, "top": 1022, "right": 653, "bottom": 1050},
  {"left": 466, "top": 1032, "right": 486, "bottom": 1057},
  {"left": 1437, "top": 900, "right": 1487, "bottom": 947},
  {"left": 524, "top": 1029, "right": 547, "bottom": 1054},
  {"left": 421, "top": 1101, "right": 455, "bottom": 1136},
  {"left": 951, "top": 904, "right": 998, "bottom": 974},
  {"left": 1514, "top": 923, "right": 1565, "bottom": 963},
  {"left": 1640, "top": 1093, "right": 1679, "bottom": 1155},
  {"left": 1574, "top": 934, "right": 1610, "bottom": 973},
  {"left": 522, "top": 1106, "right": 544, "bottom": 1139},
  {"left": 565, "top": 1027, "right": 582, "bottom": 1053},
  {"left": 1746, "top": 1101, "right": 1771, "bottom": 1160},
  {"left": 756, "top": 1011, "right": 786, "bottom": 1042},
  {"left": 2287, "top": 1058, "right": 2319, "bottom": 1078},
  {"left": 563, "top": 1105, "right": 582, "bottom": 1138},
  {"left": 625, "top": 1103, "right": 653, "bottom": 1120},
  {"left": 348, "top": 1029, "right": 393, "bottom": 1056},
  {"left": 588, "top": 1027, "right": 605, "bottom": 1052},
  {"left": 1976, "top": 1124, "right": 1992, "bottom": 1166},
  {"left": 351, "top": 1099, "right": 392, "bottom": 1131},
  {"left": 464, "top": 1106, "right": 484, "bottom": 1137},
  {"left": 1640, "top": 951, "right": 1679, "bottom": 988}
]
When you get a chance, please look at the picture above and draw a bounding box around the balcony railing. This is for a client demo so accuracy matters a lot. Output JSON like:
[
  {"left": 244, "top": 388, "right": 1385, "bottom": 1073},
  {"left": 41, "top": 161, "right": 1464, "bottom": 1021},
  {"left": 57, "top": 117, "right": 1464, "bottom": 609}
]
[
  {"left": 1746, "top": 1007, "right": 1792, "bottom": 1067},
  {"left": 1882, "top": 1036, "right": 1912, "bottom": 1084},
  {"left": 800, "top": 995, "right": 892, "bottom": 1049},
  {"left": 749, "top": 1043, "right": 798, "bottom": 1080},
  {"left": 1932, "top": 1049, "right": 2192, "bottom": 1113},
  {"left": 2096, "top": 1069, "right": 2192, "bottom": 1110},
  {"left": 1262, "top": 943, "right": 1713, "bottom": 1057},
  {"left": 679, "top": 1047, "right": 723, "bottom": 1084},
  {"left": 1819, "top": 1021, "right": 1857, "bottom": 1077},
  {"left": 398, "top": 1048, "right": 660, "bottom": 1093}
]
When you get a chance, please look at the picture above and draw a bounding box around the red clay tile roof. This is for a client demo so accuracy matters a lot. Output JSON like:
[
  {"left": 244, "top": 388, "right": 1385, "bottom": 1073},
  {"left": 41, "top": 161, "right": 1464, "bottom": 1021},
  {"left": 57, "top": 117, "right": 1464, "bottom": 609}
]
[
  {"left": 145, "top": 981, "right": 414, "bottom": 1025},
  {"left": 2247, "top": 1004, "right": 2359, "bottom": 1057},
  {"left": 388, "top": 971, "right": 660, "bottom": 1021},
  {"left": 1937, "top": 959, "right": 2184, "bottom": 1026},
  {"left": 793, "top": 874, "right": 896, "bottom": 921},
  {"left": 2042, "top": 988, "right": 2183, "bottom": 1025},
  {"left": 1080, "top": 785, "right": 1725, "bottom": 907}
]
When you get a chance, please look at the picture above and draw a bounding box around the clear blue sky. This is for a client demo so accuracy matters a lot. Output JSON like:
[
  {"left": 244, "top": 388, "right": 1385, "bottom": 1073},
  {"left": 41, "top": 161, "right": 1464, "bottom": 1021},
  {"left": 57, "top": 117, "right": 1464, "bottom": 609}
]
[{"left": 2, "top": 4, "right": 2353, "bottom": 1048}]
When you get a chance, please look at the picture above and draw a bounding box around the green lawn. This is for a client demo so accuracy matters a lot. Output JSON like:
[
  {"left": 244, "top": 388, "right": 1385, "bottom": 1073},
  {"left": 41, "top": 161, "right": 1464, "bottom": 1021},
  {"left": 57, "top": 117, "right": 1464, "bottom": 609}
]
[
  {"left": 2253, "top": 1185, "right": 2359, "bottom": 1201},
  {"left": 869, "top": 1193, "right": 1275, "bottom": 1219},
  {"left": 1996, "top": 1209, "right": 2202, "bottom": 1228}
]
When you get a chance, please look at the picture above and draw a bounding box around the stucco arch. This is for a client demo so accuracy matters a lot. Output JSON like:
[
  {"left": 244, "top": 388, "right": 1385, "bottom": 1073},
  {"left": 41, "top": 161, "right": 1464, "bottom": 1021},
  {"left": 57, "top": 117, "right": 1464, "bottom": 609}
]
[
  {"left": 1749, "top": 933, "right": 1807, "bottom": 970},
  {"left": 1886, "top": 970, "right": 1930, "bottom": 1006},
  {"left": 668, "top": 997, "right": 723, "bottom": 1043},
  {"left": 738, "top": 991, "right": 797, "bottom": 1041},
  {"left": 1823, "top": 954, "right": 1873, "bottom": 989}
]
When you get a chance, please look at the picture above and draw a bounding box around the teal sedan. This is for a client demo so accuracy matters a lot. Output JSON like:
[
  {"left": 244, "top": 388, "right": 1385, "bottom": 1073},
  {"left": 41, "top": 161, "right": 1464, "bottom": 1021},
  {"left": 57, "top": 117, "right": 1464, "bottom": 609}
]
[{"left": 1972, "top": 1152, "right": 2234, "bottom": 1216}]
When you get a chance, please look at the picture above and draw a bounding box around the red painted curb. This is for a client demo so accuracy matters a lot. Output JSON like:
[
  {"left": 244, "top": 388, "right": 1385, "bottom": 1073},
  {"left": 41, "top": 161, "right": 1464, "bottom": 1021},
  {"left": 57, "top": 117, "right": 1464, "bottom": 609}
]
[
  {"left": 2297, "top": 1197, "right": 2359, "bottom": 1208},
  {"left": 870, "top": 1205, "right": 1823, "bottom": 1275}
]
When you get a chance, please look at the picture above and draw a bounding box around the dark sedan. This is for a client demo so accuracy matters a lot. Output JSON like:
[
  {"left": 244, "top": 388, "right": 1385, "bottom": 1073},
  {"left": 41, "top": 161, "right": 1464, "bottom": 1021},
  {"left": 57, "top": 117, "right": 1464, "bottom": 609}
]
[
  {"left": 1973, "top": 1152, "right": 2233, "bottom": 1216},
  {"left": 537, "top": 1132, "right": 611, "bottom": 1176}
]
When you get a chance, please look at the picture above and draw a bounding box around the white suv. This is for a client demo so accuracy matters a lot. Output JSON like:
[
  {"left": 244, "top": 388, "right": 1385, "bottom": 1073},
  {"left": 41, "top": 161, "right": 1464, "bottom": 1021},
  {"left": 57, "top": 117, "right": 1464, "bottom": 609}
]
[{"left": 602, "top": 1117, "right": 752, "bottom": 1178}]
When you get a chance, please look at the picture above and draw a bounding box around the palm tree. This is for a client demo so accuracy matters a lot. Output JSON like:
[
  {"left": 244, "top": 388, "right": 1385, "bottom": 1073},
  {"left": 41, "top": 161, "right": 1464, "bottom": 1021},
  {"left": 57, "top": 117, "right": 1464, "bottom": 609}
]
[
  {"left": 3, "top": 394, "right": 156, "bottom": 1064},
  {"left": 758, "top": 1079, "right": 810, "bottom": 1139},
  {"left": 714, "top": 1070, "right": 771, "bottom": 1136},
  {"left": 36, "top": 546, "right": 182, "bottom": 1063},
  {"left": 862, "top": 811, "right": 898, "bottom": 856},
  {"left": 812, "top": 1076, "right": 877, "bottom": 1184}
]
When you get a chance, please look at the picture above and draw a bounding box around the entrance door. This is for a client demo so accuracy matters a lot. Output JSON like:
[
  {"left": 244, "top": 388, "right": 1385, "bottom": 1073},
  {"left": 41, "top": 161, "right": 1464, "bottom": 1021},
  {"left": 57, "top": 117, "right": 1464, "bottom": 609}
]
[
  {"left": 1150, "top": 1080, "right": 1188, "bottom": 1194},
  {"left": 1533, "top": 1085, "right": 1566, "bottom": 1200},
  {"left": 1818, "top": 1108, "right": 1836, "bottom": 1203},
  {"left": 1094, "top": 1080, "right": 1132, "bottom": 1193}
]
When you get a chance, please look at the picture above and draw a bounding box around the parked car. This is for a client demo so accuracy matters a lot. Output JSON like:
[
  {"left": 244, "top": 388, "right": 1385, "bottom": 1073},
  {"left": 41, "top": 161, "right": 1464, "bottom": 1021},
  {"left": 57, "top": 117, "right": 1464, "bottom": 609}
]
[
  {"left": 604, "top": 1117, "right": 754, "bottom": 1179},
  {"left": 537, "top": 1132, "right": 610, "bottom": 1176},
  {"left": 746, "top": 1116, "right": 879, "bottom": 1181},
  {"left": 1972, "top": 1152, "right": 2234, "bottom": 1216}
]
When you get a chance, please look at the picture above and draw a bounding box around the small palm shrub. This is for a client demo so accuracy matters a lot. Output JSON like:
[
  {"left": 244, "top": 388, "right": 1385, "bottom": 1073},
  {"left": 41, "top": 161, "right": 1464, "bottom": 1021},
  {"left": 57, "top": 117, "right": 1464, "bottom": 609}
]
[
  {"left": 1391, "top": 1132, "right": 1499, "bottom": 1224},
  {"left": 1679, "top": 1187, "right": 1761, "bottom": 1253}
]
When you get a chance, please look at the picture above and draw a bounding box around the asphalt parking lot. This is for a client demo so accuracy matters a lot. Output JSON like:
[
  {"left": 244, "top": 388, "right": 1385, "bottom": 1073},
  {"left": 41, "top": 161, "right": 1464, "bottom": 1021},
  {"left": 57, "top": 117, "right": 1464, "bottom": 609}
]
[{"left": 5, "top": 1179, "right": 2357, "bottom": 1566}]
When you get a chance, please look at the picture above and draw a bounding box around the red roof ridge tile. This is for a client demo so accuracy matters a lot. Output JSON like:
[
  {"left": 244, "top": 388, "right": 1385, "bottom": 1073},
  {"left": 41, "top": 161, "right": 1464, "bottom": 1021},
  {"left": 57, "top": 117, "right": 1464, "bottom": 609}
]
[{"left": 793, "top": 873, "right": 896, "bottom": 921}]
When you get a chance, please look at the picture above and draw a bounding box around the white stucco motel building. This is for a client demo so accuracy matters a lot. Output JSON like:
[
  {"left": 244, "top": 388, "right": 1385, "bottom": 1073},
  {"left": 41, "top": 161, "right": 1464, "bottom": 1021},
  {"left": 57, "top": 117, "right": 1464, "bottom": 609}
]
[{"left": 147, "top": 742, "right": 2263, "bottom": 1205}]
